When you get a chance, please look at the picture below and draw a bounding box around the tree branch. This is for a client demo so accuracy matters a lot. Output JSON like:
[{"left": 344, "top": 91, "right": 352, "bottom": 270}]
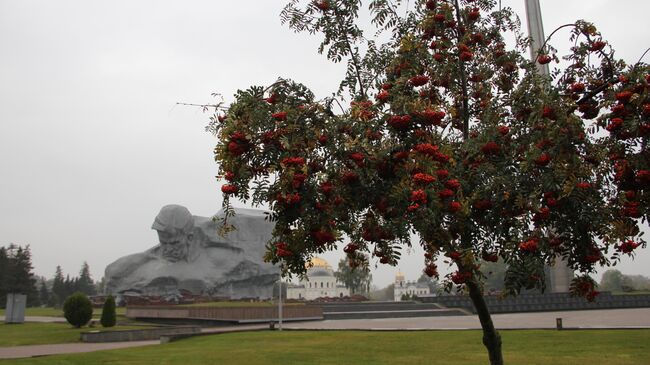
[
  {"left": 333, "top": 7, "right": 367, "bottom": 98},
  {"left": 176, "top": 102, "right": 227, "bottom": 111},
  {"left": 536, "top": 23, "right": 575, "bottom": 57},
  {"left": 576, "top": 76, "right": 617, "bottom": 105},
  {"left": 633, "top": 46, "right": 650, "bottom": 72}
]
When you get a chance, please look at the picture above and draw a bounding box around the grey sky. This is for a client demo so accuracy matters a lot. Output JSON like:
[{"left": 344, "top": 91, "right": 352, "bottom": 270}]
[{"left": 1, "top": 0, "right": 649, "bottom": 289}]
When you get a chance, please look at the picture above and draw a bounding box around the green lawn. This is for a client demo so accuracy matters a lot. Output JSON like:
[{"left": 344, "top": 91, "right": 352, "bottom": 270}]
[
  {"left": 0, "top": 322, "right": 153, "bottom": 347},
  {"left": 1, "top": 329, "right": 648, "bottom": 364}
]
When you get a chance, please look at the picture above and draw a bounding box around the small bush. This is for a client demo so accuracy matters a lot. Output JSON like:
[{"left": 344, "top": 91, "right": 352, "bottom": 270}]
[
  {"left": 100, "top": 295, "right": 116, "bottom": 327},
  {"left": 63, "top": 292, "right": 93, "bottom": 328}
]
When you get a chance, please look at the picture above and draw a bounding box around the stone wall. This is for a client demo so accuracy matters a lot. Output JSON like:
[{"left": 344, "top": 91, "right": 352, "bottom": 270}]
[{"left": 126, "top": 305, "right": 323, "bottom": 323}]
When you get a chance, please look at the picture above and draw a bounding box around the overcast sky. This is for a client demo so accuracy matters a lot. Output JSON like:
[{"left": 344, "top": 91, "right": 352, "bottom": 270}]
[{"left": 1, "top": 0, "right": 649, "bottom": 289}]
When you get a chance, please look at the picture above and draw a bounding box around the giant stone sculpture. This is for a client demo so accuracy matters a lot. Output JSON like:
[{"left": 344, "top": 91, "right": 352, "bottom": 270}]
[{"left": 104, "top": 205, "right": 279, "bottom": 299}]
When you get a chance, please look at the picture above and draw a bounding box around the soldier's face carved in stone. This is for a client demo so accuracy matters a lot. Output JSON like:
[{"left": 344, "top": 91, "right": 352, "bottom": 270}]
[
  {"left": 151, "top": 204, "right": 195, "bottom": 262},
  {"left": 157, "top": 230, "right": 192, "bottom": 262}
]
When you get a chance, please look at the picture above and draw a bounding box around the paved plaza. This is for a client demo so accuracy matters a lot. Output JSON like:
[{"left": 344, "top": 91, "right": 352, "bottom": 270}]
[{"left": 283, "top": 308, "right": 650, "bottom": 330}]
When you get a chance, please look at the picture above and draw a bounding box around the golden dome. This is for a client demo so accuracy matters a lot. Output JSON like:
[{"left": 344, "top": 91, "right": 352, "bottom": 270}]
[
  {"left": 306, "top": 256, "right": 332, "bottom": 269},
  {"left": 395, "top": 270, "right": 405, "bottom": 281}
]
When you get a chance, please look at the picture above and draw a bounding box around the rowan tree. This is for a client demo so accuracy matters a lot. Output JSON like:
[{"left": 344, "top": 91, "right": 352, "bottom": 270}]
[{"left": 210, "top": 1, "right": 649, "bottom": 364}]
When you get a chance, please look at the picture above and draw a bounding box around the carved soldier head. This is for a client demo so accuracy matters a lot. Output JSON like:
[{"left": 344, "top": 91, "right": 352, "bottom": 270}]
[{"left": 151, "top": 205, "right": 194, "bottom": 262}]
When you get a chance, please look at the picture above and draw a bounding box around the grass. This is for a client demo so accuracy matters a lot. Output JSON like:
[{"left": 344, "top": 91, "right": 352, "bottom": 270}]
[
  {"left": 0, "top": 322, "right": 153, "bottom": 347},
  {"left": 0, "top": 329, "right": 648, "bottom": 364}
]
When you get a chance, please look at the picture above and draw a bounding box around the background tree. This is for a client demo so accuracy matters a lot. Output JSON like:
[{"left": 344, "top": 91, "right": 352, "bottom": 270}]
[
  {"left": 334, "top": 255, "right": 372, "bottom": 294},
  {"left": 401, "top": 292, "right": 419, "bottom": 301},
  {"left": 47, "top": 264, "right": 96, "bottom": 307},
  {"left": 51, "top": 266, "right": 65, "bottom": 307},
  {"left": 272, "top": 281, "right": 288, "bottom": 300},
  {"left": 76, "top": 262, "right": 96, "bottom": 296},
  {"left": 368, "top": 283, "right": 394, "bottom": 301},
  {"left": 623, "top": 274, "right": 650, "bottom": 291},
  {"left": 0, "top": 244, "right": 39, "bottom": 307},
  {"left": 39, "top": 278, "right": 50, "bottom": 307},
  {"left": 600, "top": 269, "right": 650, "bottom": 292},
  {"left": 96, "top": 276, "right": 106, "bottom": 295},
  {"left": 599, "top": 269, "right": 625, "bottom": 292},
  {"left": 0, "top": 247, "right": 7, "bottom": 306},
  {"left": 12, "top": 245, "right": 39, "bottom": 307},
  {"left": 480, "top": 260, "right": 507, "bottom": 293},
  {"left": 63, "top": 275, "right": 76, "bottom": 300},
  {"left": 417, "top": 272, "right": 440, "bottom": 294},
  {"left": 212, "top": 1, "right": 649, "bottom": 364}
]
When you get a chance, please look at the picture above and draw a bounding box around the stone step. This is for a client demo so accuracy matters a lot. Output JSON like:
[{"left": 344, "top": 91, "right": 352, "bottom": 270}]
[
  {"left": 323, "top": 308, "right": 466, "bottom": 320},
  {"left": 319, "top": 303, "right": 442, "bottom": 313}
]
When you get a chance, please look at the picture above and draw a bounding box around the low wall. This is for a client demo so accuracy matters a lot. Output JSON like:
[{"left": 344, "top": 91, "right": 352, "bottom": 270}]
[
  {"left": 80, "top": 326, "right": 200, "bottom": 343},
  {"left": 126, "top": 305, "right": 323, "bottom": 323},
  {"left": 315, "top": 301, "right": 468, "bottom": 320}
]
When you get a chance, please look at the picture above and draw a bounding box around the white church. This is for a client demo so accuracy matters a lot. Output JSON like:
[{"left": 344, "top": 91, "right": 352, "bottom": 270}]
[
  {"left": 286, "top": 257, "right": 350, "bottom": 300},
  {"left": 393, "top": 270, "right": 430, "bottom": 301}
]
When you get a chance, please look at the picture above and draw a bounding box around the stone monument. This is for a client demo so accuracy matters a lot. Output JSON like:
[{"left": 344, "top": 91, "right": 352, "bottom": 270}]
[
  {"left": 104, "top": 205, "right": 279, "bottom": 299},
  {"left": 5, "top": 293, "right": 26, "bottom": 324},
  {"left": 549, "top": 258, "right": 573, "bottom": 293}
]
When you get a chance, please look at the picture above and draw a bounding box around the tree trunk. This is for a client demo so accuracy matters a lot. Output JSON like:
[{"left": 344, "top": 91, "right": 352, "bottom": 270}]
[{"left": 467, "top": 279, "right": 504, "bottom": 365}]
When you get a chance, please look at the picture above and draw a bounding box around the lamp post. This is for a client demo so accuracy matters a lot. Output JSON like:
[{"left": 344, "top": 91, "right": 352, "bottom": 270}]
[{"left": 524, "top": 0, "right": 550, "bottom": 77}]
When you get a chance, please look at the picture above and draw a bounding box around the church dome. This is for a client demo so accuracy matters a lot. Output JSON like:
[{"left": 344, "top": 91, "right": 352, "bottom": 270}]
[
  {"left": 307, "top": 257, "right": 332, "bottom": 270},
  {"left": 309, "top": 268, "right": 333, "bottom": 277},
  {"left": 395, "top": 270, "right": 405, "bottom": 281}
]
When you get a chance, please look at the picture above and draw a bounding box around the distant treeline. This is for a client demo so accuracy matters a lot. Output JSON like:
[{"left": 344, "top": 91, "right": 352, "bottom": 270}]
[
  {"left": 1, "top": 243, "right": 101, "bottom": 308},
  {"left": 600, "top": 269, "right": 650, "bottom": 292},
  {"left": 0, "top": 244, "right": 39, "bottom": 307}
]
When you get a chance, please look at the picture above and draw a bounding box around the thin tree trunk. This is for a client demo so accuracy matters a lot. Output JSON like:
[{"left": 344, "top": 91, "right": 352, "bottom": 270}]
[{"left": 467, "top": 279, "right": 504, "bottom": 365}]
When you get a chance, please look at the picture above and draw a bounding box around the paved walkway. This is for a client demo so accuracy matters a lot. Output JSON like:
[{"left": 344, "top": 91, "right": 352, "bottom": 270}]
[
  {"left": 283, "top": 308, "right": 650, "bottom": 330},
  {"left": 0, "top": 324, "right": 268, "bottom": 359},
  {"left": 0, "top": 341, "right": 159, "bottom": 359},
  {"left": 0, "top": 316, "right": 66, "bottom": 323},
  {"left": 1, "top": 308, "right": 649, "bottom": 359}
]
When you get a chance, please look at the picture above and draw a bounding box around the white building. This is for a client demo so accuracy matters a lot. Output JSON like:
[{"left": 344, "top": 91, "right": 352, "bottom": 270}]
[
  {"left": 394, "top": 271, "right": 430, "bottom": 301},
  {"left": 286, "top": 257, "right": 350, "bottom": 300}
]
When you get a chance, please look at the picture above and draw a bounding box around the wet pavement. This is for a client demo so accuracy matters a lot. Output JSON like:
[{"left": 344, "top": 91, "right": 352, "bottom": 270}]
[{"left": 282, "top": 308, "right": 650, "bottom": 330}]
